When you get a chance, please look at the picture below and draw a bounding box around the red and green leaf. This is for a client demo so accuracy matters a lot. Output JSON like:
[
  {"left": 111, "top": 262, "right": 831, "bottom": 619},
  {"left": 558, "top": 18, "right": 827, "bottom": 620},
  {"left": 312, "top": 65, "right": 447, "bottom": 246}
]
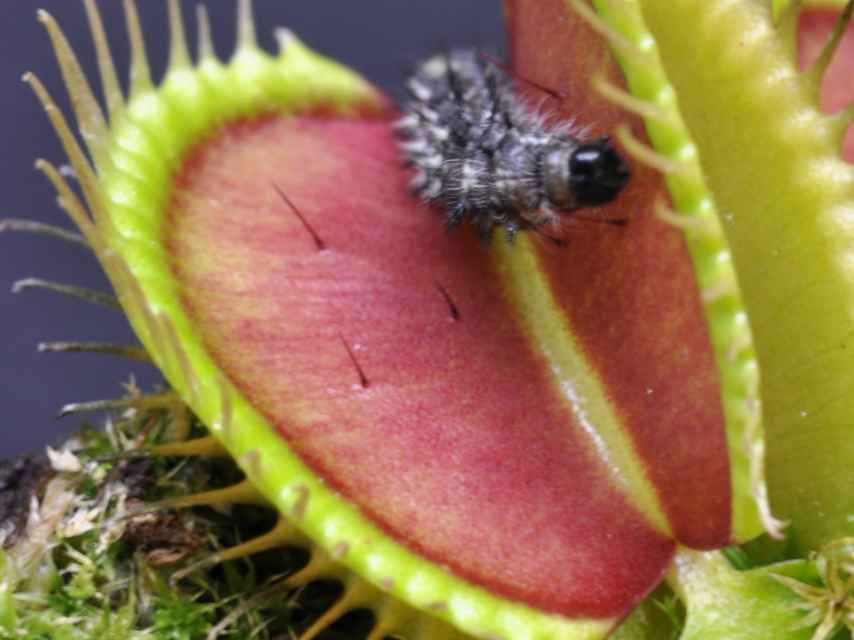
[{"left": 20, "top": 0, "right": 854, "bottom": 638}]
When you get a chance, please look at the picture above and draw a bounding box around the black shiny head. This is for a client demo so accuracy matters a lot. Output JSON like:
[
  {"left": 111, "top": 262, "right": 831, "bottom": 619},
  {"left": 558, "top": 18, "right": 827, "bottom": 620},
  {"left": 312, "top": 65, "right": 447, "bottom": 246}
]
[{"left": 568, "top": 136, "right": 631, "bottom": 207}]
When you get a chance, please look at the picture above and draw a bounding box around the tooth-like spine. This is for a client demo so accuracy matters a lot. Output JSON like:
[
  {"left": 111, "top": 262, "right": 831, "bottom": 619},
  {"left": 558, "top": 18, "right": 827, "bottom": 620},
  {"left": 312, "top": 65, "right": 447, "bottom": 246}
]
[
  {"left": 0, "top": 218, "right": 89, "bottom": 248},
  {"left": 83, "top": 0, "right": 124, "bottom": 121},
  {"left": 196, "top": 5, "right": 216, "bottom": 62},
  {"left": 775, "top": 0, "right": 802, "bottom": 64},
  {"left": 167, "top": 0, "right": 191, "bottom": 70},
  {"left": 236, "top": 0, "right": 259, "bottom": 52},
  {"left": 56, "top": 391, "right": 177, "bottom": 418},
  {"left": 172, "top": 519, "right": 302, "bottom": 605},
  {"left": 298, "top": 579, "right": 374, "bottom": 640},
  {"left": 366, "top": 599, "right": 409, "bottom": 640},
  {"left": 37, "top": 11, "right": 109, "bottom": 172},
  {"left": 274, "top": 27, "right": 297, "bottom": 55},
  {"left": 12, "top": 278, "right": 121, "bottom": 310},
  {"left": 615, "top": 123, "right": 692, "bottom": 175},
  {"left": 37, "top": 341, "right": 152, "bottom": 363},
  {"left": 566, "top": 0, "right": 645, "bottom": 57},
  {"left": 653, "top": 199, "right": 718, "bottom": 235},
  {"left": 123, "top": 0, "right": 153, "bottom": 98},
  {"left": 33, "top": 159, "right": 98, "bottom": 247},
  {"left": 150, "top": 435, "right": 227, "bottom": 458},
  {"left": 592, "top": 74, "right": 669, "bottom": 121},
  {"left": 24, "top": 74, "right": 107, "bottom": 231},
  {"left": 157, "top": 478, "right": 269, "bottom": 511},
  {"left": 745, "top": 395, "right": 788, "bottom": 539}
]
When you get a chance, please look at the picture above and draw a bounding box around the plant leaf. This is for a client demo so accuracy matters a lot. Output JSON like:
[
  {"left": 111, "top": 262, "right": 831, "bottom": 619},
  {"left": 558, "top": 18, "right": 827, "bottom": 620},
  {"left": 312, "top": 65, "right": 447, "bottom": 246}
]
[
  {"left": 29, "top": 1, "right": 752, "bottom": 636},
  {"left": 634, "top": 0, "right": 854, "bottom": 553}
]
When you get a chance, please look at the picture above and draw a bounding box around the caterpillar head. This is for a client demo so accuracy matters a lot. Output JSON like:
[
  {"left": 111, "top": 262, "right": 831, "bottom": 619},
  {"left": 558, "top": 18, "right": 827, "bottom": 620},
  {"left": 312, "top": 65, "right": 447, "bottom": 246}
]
[{"left": 568, "top": 135, "right": 631, "bottom": 207}]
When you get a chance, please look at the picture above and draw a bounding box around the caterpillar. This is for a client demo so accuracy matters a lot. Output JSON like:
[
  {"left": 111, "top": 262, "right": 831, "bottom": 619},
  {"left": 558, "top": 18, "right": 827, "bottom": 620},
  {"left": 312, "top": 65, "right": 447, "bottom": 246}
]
[{"left": 396, "top": 49, "right": 631, "bottom": 243}]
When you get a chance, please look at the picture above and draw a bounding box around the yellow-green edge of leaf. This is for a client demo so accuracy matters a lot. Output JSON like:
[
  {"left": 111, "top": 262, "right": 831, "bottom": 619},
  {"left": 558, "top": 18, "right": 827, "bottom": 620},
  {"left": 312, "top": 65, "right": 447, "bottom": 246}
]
[
  {"left": 587, "top": 0, "right": 772, "bottom": 542},
  {"left": 36, "top": 4, "right": 612, "bottom": 640}
]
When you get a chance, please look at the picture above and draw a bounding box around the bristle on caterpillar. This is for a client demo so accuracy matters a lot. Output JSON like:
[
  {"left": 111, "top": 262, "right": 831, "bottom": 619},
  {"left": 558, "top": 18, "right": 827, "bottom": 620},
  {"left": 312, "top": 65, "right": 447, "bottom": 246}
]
[{"left": 397, "top": 48, "right": 631, "bottom": 243}]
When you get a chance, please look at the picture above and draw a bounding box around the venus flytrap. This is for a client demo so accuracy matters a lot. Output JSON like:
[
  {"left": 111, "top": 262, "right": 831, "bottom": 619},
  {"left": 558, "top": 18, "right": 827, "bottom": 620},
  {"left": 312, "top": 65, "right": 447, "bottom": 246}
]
[{"left": 3, "top": 0, "right": 854, "bottom": 638}]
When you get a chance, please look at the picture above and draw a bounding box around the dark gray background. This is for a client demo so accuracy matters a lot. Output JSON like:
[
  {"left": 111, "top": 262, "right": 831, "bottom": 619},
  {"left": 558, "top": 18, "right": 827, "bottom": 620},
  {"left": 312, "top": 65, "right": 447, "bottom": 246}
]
[{"left": 0, "top": 1, "right": 504, "bottom": 456}]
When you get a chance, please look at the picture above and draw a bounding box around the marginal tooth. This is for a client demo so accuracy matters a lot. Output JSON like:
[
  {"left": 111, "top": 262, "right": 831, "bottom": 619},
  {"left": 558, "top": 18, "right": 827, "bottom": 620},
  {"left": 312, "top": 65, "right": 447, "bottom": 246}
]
[
  {"left": 616, "top": 123, "right": 692, "bottom": 176},
  {"left": 592, "top": 74, "right": 668, "bottom": 122},
  {"left": 196, "top": 5, "right": 216, "bottom": 62},
  {"left": 213, "top": 517, "right": 296, "bottom": 561},
  {"left": 166, "top": 0, "right": 191, "bottom": 70},
  {"left": 12, "top": 278, "right": 120, "bottom": 310},
  {"left": 37, "top": 10, "right": 109, "bottom": 170},
  {"left": 123, "top": 0, "right": 153, "bottom": 98},
  {"left": 57, "top": 398, "right": 140, "bottom": 419},
  {"left": 744, "top": 396, "right": 788, "bottom": 539},
  {"left": 700, "top": 275, "right": 735, "bottom": 305},
  {"left": 153, "top": 478, "right": 269, "bottom": 513},
  {"left": 56, "top": 391, "right": 180, "bottom": 420},
  {"left": 37, "top": 341, "right": 152, "bottom": 363},
  {"left": 0, "top": 218, "right": 89, "bottom": 248},
  {"left": 24, "top": 75, "right": 106, "bottom": 226},
  {"left": 775, "top": 0, "right": 801, "bottom": 65},
  {"left": 236, "top": 0, "right": 258, "bottom": 52},
  {"left": 171, "top": 517, "right": 295, "bottom": 586},
  {"left": 297, "top": 579, "right": 374, "bottom": 640},
  {"left": 32, "top": 160, "right": 99, "bottom": 249},
  {"left": 83, "top": 0, "right": 124, "bottom": 120},
  {"left": 284, "top": 548, "right": 340, "bottom": 586},
  {"left": 653, "top": 198, "right": 717, "bottom": 235},
  {"left": 407, "top": 615, "right": 470, "bottom": 640},
  {"left": 566, "top": 0, "right": 648, "bottom": 61},
  {"left": 274, "top": 28, "right": 305, "bottom": 60},
  {"left": 366, "top": 598, "right": 409, "bottom": 640},
  {"left": 150, "top": 435, "right": 228, "bottom": 458}
]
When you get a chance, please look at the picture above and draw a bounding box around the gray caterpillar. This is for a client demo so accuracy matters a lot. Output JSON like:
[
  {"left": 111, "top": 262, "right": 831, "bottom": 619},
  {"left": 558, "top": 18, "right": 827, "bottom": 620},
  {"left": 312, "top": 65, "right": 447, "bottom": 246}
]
[{"left": 396, "top": 49, "right": 631, "bottom": 243}]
